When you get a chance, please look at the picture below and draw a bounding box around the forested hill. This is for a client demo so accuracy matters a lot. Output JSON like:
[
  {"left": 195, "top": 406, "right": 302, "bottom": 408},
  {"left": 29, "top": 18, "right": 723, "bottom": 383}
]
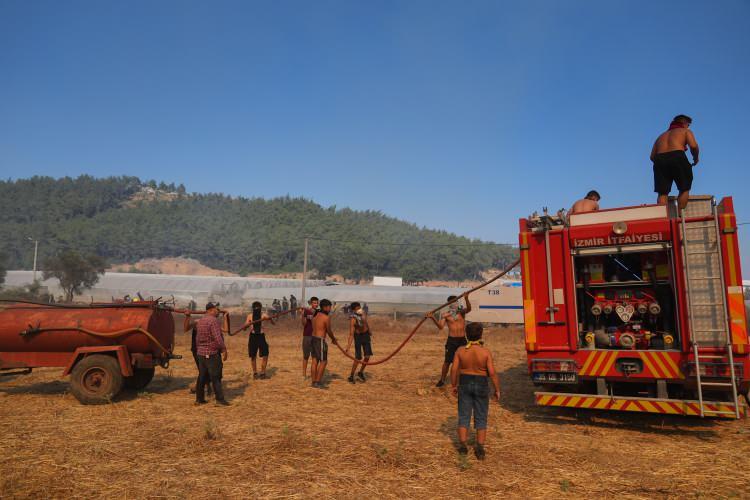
[{"left": 0, "top": 176, "right": 517, "bottom": 281}]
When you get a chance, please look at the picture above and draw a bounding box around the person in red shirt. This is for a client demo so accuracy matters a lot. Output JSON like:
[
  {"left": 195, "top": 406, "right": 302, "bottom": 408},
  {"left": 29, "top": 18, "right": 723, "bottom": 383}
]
[
  {"left": 300, "top": 297, "right": 319, "bottom": 379},
  {"left": 195, "top": 302, "right": 229, "bottom": 406}
]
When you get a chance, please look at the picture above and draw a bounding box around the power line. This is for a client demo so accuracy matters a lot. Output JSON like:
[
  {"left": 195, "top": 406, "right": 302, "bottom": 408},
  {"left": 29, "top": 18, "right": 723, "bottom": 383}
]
[{"left": 306, "top": 236, "right": 518, "bottom": 247}]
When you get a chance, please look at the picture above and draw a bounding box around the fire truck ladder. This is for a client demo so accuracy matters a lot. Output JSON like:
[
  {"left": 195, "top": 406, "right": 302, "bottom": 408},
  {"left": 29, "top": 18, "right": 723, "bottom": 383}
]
[{"left": 680, "top": 197, "right": 741, "bottom": 418}]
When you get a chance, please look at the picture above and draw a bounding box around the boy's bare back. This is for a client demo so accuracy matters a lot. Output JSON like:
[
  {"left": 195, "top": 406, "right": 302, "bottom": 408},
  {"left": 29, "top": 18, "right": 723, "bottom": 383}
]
[{"left": 456, "top": 345, "right": 494, "bottom": 376}]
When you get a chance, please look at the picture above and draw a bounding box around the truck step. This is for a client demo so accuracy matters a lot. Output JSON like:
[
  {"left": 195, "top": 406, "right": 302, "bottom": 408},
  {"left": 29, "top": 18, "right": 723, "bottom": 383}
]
[
  {"left": 700, "top": 382, "right": 734, "bottom": 387},
  {"left": 534, "top": 392, "right": 745, "bottom": 419}
]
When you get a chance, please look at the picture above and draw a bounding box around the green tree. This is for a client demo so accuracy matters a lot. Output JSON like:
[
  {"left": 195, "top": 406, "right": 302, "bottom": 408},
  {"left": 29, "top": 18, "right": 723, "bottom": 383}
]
[
  {"left": 42, "top": 251, "right": 106, "bottom": 302},
  {"left": 0, "top": 176, "right": 518, "bottom": 280}
]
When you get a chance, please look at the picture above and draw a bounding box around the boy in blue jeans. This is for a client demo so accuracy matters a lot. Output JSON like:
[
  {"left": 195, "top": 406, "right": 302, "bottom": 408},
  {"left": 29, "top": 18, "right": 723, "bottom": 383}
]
[{"left": 451, "top": 322, "right": 500, "bottom": 459}]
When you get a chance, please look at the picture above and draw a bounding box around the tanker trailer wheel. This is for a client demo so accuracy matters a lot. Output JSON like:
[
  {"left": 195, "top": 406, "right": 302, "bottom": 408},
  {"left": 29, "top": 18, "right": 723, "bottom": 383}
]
[
  {"left": 69, "top": 355, "right": 124, "bottom": 404},
  {"left": 124, "top": 367, "right": 155, "bottom": 391}
]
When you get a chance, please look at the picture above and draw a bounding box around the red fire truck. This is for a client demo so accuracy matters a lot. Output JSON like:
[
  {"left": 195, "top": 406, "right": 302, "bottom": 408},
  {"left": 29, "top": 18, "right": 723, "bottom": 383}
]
[{"left": 519, "top": 195, "right": 749, "bottom": 418}]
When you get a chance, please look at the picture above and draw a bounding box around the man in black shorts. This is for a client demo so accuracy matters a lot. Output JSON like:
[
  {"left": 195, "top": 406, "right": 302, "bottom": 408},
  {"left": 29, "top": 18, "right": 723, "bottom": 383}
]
[
  {"left": 650, "top": 114, "right": 700, "bottom": 211},
  {"left": 347, "top": 302, "right": 373, "bottom": 383},
  {"left": 237, "top": 301, "right": 275, "bottom": 379},
  {"left": 300, "top": 297, "right": 319, "bottom": 379},
  {"left": 429, "top": 294, "right": 472, "bottom": 387},
  {"left": 311, "top": 299, "right": 337, "bottom": 388}
]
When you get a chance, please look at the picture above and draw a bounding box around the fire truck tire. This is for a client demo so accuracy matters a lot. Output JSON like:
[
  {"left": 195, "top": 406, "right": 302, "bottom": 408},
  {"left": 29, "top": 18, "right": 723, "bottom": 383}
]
[
  {"left": 69, "top": 355, "right": 124, "bottom": 404},
  {"left": 124, "top": 367, "right": 155, "bottom": 391}
]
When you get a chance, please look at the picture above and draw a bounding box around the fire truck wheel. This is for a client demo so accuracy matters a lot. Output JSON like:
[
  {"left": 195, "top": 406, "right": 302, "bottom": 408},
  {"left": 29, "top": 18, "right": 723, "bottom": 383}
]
[
  {"left": 69, "top": 355, "right": 124, "bottom": 405},
  {"left": 124, "top": 367, "right": 155, "bottom": 390}
]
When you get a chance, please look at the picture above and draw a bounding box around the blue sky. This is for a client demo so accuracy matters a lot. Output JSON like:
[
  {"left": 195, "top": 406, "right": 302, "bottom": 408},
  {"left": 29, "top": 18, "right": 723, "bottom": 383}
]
[{"left": 2, "top": 1, "right": 749, "bottom": 261}]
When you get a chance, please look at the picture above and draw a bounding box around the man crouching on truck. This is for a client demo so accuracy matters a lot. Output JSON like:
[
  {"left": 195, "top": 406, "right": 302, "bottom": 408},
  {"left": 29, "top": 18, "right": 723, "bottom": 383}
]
[
  {"left": 430, "top": 294, "right": 471, "bottom": 387},
  {"left": 451, "top": 322, "right": 500, "bottom": 460}
]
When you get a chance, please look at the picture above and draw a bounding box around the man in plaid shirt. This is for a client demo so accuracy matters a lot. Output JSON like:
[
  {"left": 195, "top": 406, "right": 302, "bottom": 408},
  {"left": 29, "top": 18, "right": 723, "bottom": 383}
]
[{"left": 195, "top": 302, "right": 229, "bottom": 406}]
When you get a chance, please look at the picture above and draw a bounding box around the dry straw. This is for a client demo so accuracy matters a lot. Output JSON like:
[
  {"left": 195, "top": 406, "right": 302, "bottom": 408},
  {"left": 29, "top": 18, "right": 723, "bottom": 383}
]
[{"left": 0, "top": 315, "right": 748, "bottom": 498}]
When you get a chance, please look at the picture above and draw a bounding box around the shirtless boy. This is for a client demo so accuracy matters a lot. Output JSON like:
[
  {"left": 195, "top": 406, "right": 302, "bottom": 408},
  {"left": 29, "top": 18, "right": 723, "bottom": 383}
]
[
  {"left": 650, "top": 114, "right": 700, "bottom": 211},
  {"left": 451, "top": 322, "right": 500, "bottom": 460},
  {"left": 347, "top": 301, "right": 373, "bottom": 384},
  {"left": 237, "top": 301, "right": 275, "bottom": 379},
  {"left": 311, "top": 299, "right": 337, "bottom": 388},
  {"left": 430, "top": 294, "right": 472, "bottom": 387},
  {"left": 300, "top": 296, "right": 319, "bottom": 379},
  {"left": 569, "top": 190, "right": 600, "bottom": 215}
]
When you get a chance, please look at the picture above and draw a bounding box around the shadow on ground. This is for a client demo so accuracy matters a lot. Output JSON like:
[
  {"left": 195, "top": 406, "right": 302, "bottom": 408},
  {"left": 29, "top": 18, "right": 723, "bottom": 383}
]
[{"left": 498, "top": 361, "right": 723, "bottom": 438}]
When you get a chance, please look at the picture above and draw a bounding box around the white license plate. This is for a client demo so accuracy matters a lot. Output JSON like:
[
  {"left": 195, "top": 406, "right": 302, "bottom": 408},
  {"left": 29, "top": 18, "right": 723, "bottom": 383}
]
[{"left": 533, "top": 372, "right": 578, "bottom": 384}]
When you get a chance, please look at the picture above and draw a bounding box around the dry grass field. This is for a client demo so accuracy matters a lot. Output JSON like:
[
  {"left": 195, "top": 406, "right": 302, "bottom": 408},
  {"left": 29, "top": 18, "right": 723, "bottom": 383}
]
[{"left": 1, "top": 314, "right": 749, "bottom": 498}]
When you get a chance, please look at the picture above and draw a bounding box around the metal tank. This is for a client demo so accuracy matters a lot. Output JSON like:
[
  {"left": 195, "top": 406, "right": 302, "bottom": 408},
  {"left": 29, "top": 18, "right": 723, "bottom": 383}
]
[{"left": 0, "top": 301, "right": 176, "bottom": 404}]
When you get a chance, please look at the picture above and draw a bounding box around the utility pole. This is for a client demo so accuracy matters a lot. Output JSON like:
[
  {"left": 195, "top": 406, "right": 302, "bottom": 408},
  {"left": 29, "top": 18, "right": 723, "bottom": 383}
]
[
  {"left": 27, "top": 237, "right": 39, "bottom": 282},
  {"left": 301, "top": 238, "right": 309, "bottom": 306}
]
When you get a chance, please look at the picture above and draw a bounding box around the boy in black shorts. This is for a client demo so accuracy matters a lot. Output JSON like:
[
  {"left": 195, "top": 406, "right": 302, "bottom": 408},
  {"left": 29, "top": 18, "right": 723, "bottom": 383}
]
[
  {"left": 311, "top": 299, "right": 337, "bottom": 388},
  {"left": 347, "top": 302, "right": 373, "bottom": 383},
  {"left": 239, "top": 301, "right": 275, "bottom": 379},
  {"left": 300, "top": 297, "right": 319, "bottom": 379},
  {"left": 430, "top": 294, "right": 472, "bottom": 387}
]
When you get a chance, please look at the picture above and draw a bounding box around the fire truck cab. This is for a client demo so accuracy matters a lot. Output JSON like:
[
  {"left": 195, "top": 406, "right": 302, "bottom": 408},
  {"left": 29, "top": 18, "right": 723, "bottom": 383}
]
[{"left": 519, "top": 195, "right": 749, "bottom": 418}]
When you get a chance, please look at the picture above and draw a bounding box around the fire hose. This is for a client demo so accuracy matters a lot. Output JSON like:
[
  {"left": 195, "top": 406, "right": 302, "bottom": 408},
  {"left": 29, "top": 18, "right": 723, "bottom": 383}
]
[
  {"left": 19, "top": 326, "right": 172, "bottom": 356},
  {"left": 329, "top": 258, "right": 521, "bottom": 366}
]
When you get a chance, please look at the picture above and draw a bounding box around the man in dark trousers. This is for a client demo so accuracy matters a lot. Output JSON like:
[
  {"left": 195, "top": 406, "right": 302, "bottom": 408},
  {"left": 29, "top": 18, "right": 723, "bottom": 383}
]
[
  {"left": 184, "top": 311, "right": 210, "bottom": 397},
  {"left": 650, "top": 114, "right": 700, "bottom": 211},
  {"left": 195, "top": 302, "right": 229, "bottom": 406}
]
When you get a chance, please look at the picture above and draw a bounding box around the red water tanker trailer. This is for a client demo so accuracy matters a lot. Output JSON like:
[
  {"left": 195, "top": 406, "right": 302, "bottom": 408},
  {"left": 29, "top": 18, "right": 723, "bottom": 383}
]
[
  {"left": 519, "top": 195, "right": 750, "bottom": 418},
  {"left": 0, "top": 301, "right": 176, "bottom": 404}
]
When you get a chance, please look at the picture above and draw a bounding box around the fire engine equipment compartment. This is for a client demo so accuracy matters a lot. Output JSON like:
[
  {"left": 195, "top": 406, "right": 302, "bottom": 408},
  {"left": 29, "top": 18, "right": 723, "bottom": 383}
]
[
  {"left": 575, "top": 250, "right": 678, "bottom": 351},
  {"left": 519, "top": 197, "right": 750, "bottom": 418}
]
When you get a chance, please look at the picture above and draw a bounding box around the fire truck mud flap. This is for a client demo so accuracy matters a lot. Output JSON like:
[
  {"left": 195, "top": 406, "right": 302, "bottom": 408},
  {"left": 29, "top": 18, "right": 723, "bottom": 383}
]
[{"left": 534, "top": 392, "right": 746, "bottom": 419}]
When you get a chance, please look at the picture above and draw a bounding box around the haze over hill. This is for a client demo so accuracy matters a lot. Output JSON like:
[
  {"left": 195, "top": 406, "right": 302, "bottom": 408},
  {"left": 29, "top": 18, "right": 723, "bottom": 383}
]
[{"left": 0, "top": 176, "right": 517, "bottom": 281}]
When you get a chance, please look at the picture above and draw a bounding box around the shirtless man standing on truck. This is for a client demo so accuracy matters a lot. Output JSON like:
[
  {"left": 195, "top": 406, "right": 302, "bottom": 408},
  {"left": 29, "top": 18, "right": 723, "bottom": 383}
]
[
  {"left": 650, "top": 114, "right": 700, "bottom": 211},
  {"left": 430, "top": 294, "right": 471, "bottom": 387}
]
